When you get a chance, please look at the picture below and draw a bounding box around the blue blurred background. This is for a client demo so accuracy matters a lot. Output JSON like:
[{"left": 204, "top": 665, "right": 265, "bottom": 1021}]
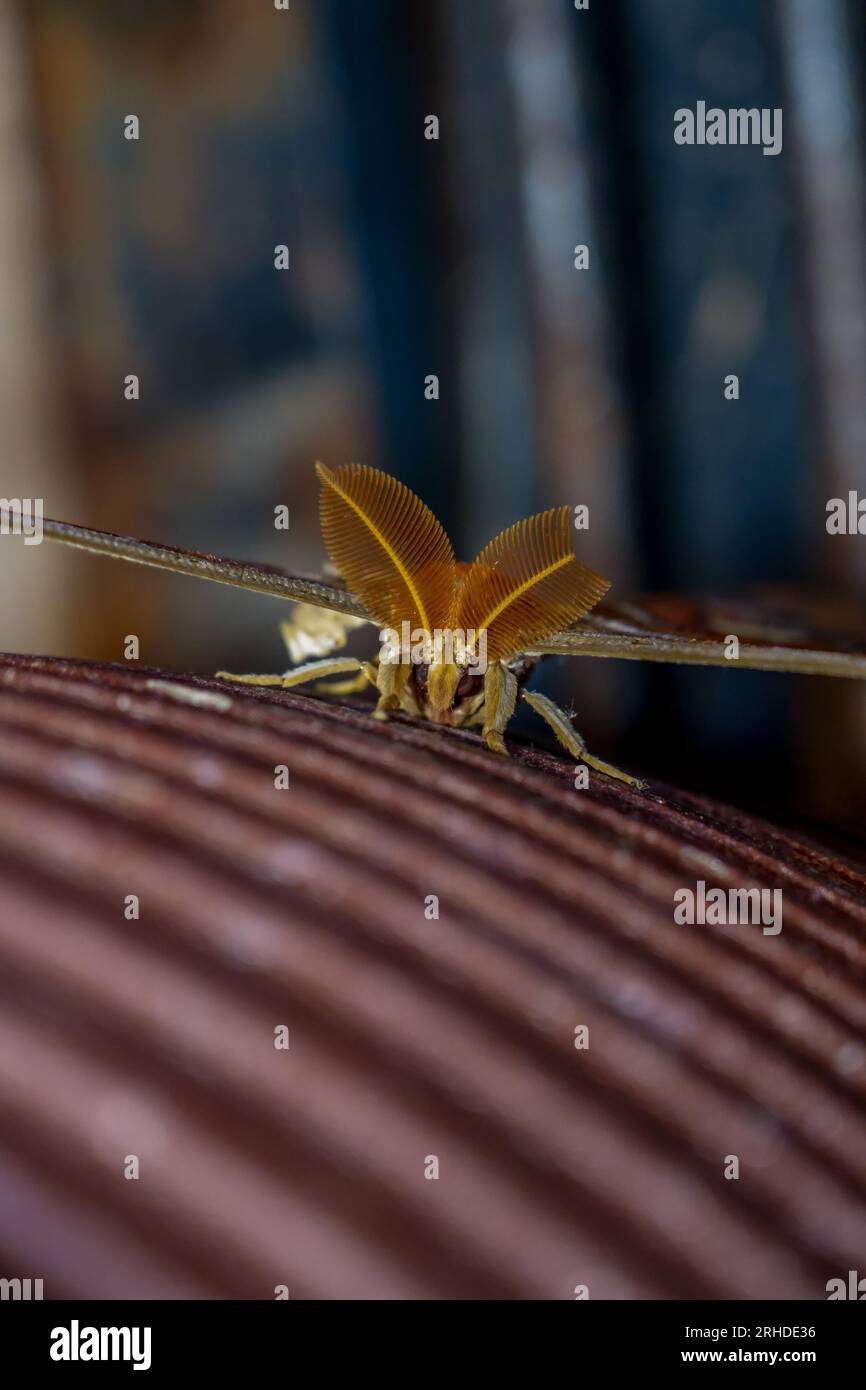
[{"left": 2, "top": 0, "right": 865, "bottom": 827}]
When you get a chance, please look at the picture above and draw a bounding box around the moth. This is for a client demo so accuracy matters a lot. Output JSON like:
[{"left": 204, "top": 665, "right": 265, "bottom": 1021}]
[{"left": 38, "top": 463, "right": 866, "bottom": 788}]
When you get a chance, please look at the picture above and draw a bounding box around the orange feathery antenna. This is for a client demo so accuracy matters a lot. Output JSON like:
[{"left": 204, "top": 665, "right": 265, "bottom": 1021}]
[
  {"left": 315, "top": 462, "right": 456, "bottom": 634},
  {"left": 315, "top": 462, "right": 608, "bottom": 654},
  {"left": 451, "top": 507, "right": 610, "bottom": 662}
]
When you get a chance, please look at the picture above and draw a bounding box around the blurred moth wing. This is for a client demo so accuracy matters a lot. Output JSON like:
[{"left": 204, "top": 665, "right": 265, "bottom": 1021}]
[
  {"left": 39, "top": 516, "right": 866, "bottom": 680},
  {"left": 529, "top": 592, "right": 866, "bottom": 680},
  {"left": 41, "top": 516, "right": 371, "bottom": 620}
]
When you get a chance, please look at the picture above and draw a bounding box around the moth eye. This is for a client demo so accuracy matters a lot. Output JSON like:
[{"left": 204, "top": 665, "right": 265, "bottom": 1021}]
[
  {"left": 415, "top": 664, "right": 429, "bottom": 687},
  {"left": 456, "top": 672, "right": 475, "bottom": 699}
]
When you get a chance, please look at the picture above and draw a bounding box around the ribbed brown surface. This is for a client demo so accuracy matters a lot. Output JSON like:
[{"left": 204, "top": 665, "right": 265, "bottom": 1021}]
[{"left": 0, "top": 652, "right": 865, "bottom": 1300}]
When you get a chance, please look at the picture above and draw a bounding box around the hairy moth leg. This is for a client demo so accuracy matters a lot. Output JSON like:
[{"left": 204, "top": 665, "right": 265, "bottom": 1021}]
[
  {"left": 521, "top": 689, "right": 644, "bottom": 789},
  {"left": 280, "top": 605, "right": 366, "bottom": 664},
  {"left": 481, "top": 661, "right": 519, "bottom": 755},
  {"left": 397, "top": 676, "right": 422, "bottom": 717},
  {"left": 313, "top": 664, "right": 378, "bottom": 695},
  {"left": 457, "top": 690, "right": 487, "bottom": 728},
  {"left": 216, "top": 656, "right": 368, "bottom": 690},
  {"left": 372, "top": 660, "right": 413, "bottom": 720}
]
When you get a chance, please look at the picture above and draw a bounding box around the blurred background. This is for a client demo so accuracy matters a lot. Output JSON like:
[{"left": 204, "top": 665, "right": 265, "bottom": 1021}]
[{"left": 1, "top": 0, "right": 866, "bottom": 829}]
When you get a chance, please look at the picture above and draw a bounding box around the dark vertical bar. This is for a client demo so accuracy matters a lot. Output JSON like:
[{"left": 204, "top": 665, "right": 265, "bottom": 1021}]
[
  {"left": 321, "top": 0, "right": 457, "bottom": 533},
  {"left": 777, "top": 0, "right": 866, "bottom": 816},
  {"left": 440, "top": 0, "right": 539, "bottom": 550}
]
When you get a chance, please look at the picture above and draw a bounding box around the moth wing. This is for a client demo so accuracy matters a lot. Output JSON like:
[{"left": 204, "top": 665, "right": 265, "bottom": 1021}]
[
  {"left": 529, "top": 590, "right": 866, "bottom": 679},
  {"left": 316, "top": 462, "right": 456, "bottom": 633},
  {"left": 452, "top": 506, "right": 609, "bottom": 664},
  {"left": 42, "top": 518, "right": 373, "bottom": 620}
]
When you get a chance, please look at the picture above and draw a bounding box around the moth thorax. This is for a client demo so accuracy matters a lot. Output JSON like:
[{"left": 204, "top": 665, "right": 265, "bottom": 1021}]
[{"left": 378, "top": 624, "right": 486, "bottom": 672}]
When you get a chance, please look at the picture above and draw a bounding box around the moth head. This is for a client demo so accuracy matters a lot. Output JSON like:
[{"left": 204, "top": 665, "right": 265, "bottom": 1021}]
[
  {"left": 414, "top": 660, "right": 483, "bottom": 724},
  {"left": 315, "top": 461, "right": 611, "bottom": 715},
  {"left": 424, "top": 660, "right": 460, "bottom": 723}
]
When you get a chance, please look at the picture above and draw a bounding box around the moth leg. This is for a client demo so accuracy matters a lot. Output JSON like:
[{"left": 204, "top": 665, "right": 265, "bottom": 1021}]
[
  {"left": 312, "top": 661, "right": 378, "bottom": 695},
  {"left": 397, "top": 674, "right": 422, "bottom": 717},
  {"left": 216, "top": 657, "right": 367, "bottom": 690},
  {"left": 521, "top": 689, "right": 644, "bottom": 789},
  {"left": 481, "top": 661, "right": 519, "bottom": 755},
  {"left": 280, "top": 605, "right": 366, "bottom": 665},
  {"left": 372, "top": 661, "right": 413, "bottom": 720},
  {"left": 457, "top": 690, "right": 487, "bottom": 728},
  {"left": 214, "top": 672, "right": 285, "bottom": 688}
]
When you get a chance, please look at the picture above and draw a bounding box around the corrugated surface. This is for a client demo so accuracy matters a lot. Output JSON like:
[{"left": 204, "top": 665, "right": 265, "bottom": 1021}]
[{"left": 0, "top": 652, "right": 864, "bottom": 1299}]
